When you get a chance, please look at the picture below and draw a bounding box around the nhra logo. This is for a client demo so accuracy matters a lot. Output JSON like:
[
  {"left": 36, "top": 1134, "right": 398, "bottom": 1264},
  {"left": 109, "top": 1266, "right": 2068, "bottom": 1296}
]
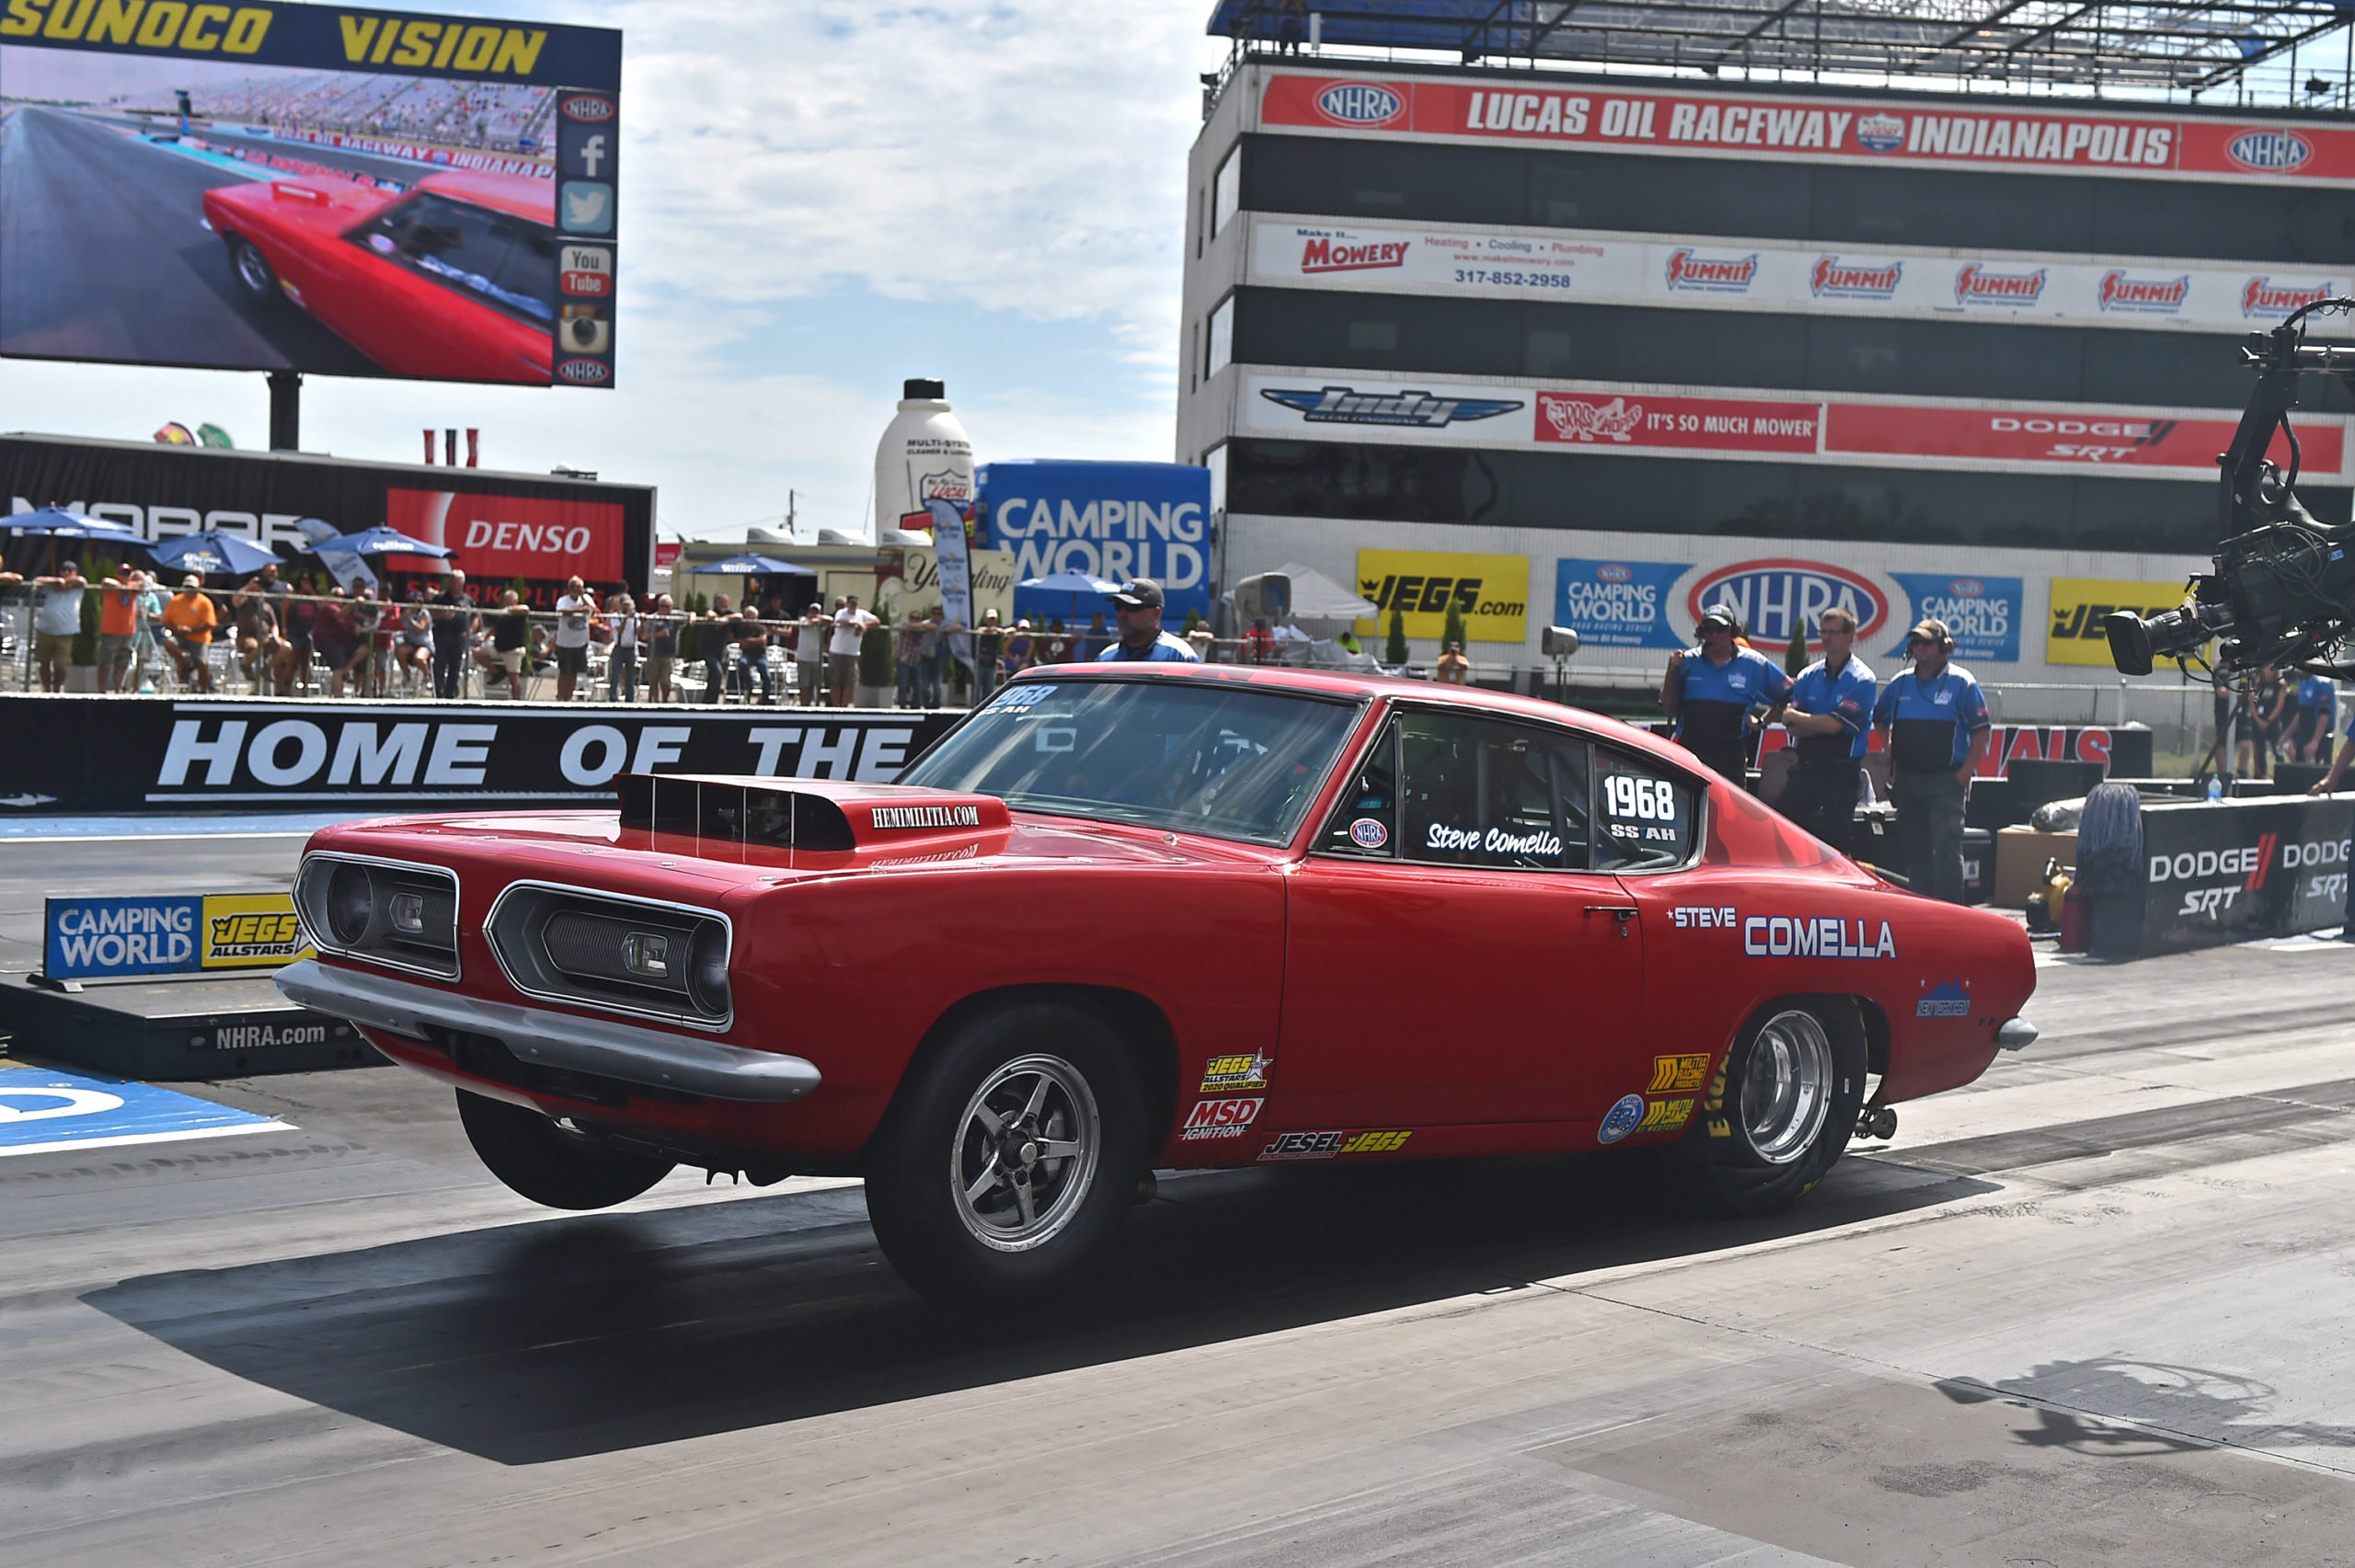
[
  {"left": 2226, "top": 129, "right": 2311, "bottom": 172},
  {"left": 2243, "top": 277, "right": 2336, "bottom": 318},
  {"left": 561, "top": 95, "right": 616, "bottom": 123},
  {"left": 1315, "top": 82, "right": 1405, "bottom": 126},
  {"left": 1686, "top": 558, "right": 1887, "bottom": 646},
  {"left": 1955, "top": 263, "right": 2047, "bottom": 305},
  {"left": 1300, "top": 235, "right": 1409, "bottom": 273},
  {"left": 2098, "top": 270, "right": 2188, "bottom": 314},
  {"left": 1855, "top": 112, "right": 1906, "bottom": 152},
  {"left": 1810, "top": 256, "right": 1902, "bottom": 300},
  {"left": 1596, "top": 563, "right": 1632, "bottom": 582},
  {"left": 1948, "top": 578, "right": 1984, "bottom": 596},
  {"left": 1664, "top": 248, "right": 1759, "bottom": 292},
  {"left": 1539, "top": 394, "right": 1642, "bottom": 442},
  {"left": 1261, "top": 385, "right": 1523, "bottom": 428},
  {"left": 555, "top": 358, "right": 612, "bottom": 384}
]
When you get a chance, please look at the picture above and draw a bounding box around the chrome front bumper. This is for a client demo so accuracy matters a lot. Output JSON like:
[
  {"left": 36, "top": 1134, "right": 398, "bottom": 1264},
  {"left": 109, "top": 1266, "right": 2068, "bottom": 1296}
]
[{"left": 273, "top": 956, "right": 821, "bottom": 1104}]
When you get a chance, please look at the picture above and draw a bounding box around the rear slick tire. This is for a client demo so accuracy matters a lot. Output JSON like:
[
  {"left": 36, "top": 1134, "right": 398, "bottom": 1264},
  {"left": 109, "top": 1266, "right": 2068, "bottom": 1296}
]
[
  {"left": 456, "top": 1090, "right": 674, "bottom": 1210},
  {"left": 1674, "top": 996, "right": 1868, "bottom": 1219},
  {"left": 864, "top": 1001, "right": 1147, "bottom": 1310}
]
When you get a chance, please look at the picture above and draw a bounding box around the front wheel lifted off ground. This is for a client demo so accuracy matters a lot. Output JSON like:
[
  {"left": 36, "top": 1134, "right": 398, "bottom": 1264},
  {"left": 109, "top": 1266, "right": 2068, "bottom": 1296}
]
[
  {"left": 864, "top": 1001, "right": 1149, "bottom": 1310},
  {"left": 1673, "top": 996, "right": 1868, "bottom": 1218},
  {"left": 457, "top": 1089, "right": 675, "bottom": 1210}
]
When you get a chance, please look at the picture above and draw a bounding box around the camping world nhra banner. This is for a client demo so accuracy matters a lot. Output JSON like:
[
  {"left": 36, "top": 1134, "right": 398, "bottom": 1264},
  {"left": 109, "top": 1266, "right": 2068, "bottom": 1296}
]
[
  {"left": 43, "top": 893, "right": 311, "bottom": 980},
  {"left": 0, "top": 698, "right": 960, "bottom": 814}
]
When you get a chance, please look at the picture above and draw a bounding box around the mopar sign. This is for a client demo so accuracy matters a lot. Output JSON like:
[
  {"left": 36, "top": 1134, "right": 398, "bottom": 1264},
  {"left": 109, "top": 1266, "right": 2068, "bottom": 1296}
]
[
  {"left": 1315, "top": 82, "right": 1404, "bottom": 125},
  {"left": 1686, "top": 560, "right": 1887, "bottom": 648},
  {"left": 2226, "top": 129, "right": 2312, "bottom": 172}
]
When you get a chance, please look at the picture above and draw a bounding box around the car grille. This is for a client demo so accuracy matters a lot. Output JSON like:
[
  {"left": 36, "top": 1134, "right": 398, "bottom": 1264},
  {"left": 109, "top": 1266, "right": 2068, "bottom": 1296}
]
[
  {"left": 487, "top": 883, "right": 732, "bottom": 1029},
  {"left": 292, "top": 854, "right": 461, "bottom": 979}
]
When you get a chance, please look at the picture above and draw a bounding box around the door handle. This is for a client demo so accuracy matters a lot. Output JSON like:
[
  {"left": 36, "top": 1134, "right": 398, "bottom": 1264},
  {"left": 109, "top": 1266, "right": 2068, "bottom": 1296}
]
[{"left": 1585, "top": 904, "right": 1638, "bottom": 935}]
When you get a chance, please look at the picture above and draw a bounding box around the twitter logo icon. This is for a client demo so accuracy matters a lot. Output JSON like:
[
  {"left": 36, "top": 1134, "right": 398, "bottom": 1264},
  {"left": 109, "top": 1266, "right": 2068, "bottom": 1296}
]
[{"left": 559, "top": 182, "right": 614, "bottom": 235}]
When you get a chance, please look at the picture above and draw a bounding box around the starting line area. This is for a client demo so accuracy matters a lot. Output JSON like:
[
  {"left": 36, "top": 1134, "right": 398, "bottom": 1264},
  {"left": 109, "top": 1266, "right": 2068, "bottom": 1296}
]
[{"left": 0, "top": 1066, "right": 289, "bottom": 1158}]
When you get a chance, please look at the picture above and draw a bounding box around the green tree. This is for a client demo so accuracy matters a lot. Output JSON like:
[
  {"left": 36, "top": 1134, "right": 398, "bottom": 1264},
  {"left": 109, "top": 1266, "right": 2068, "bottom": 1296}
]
[
  {"left": 1384, "top": 603, "right": 1409, "bottom": 665},
  {"left": 1181, "top": 608, "right": 1201, "bottom": 634},
  {"left": 1441, "top": 600, "right": 1467, "bottom": 653},
  {"left": 1785, "top": 615, "right": 1809, "bottom": 678}
]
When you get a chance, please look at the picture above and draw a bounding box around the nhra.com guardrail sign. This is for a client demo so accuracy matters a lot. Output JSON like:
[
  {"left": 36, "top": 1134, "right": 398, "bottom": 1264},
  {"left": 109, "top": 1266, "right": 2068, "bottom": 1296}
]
[{"left": 43, "top": 894, "right": 311, "bottom": 981}]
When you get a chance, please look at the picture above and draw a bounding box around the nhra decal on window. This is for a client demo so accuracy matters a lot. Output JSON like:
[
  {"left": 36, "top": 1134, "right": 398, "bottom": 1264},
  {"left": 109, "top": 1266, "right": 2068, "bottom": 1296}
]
[
  {"left": 1349, "top": 818, "right": 1389, "bottom": 849},
  {"left": 1200, "top": 1052, "right": 1272, "bottom": 1093},
  {"left": 1179, "top": 1097, "right": 1265, "bottom": 1141},
  {"left": 1916, "top": 979, "right": 1972, "bottom": 1019},
  {"left": 1258, "top": 1128, "right": 1413, "bottom": 1162},
  {"left": 1742, "top": 915, "right": 1897, "bottom": 958},
  {"left": 1648, "top": 1054, "right": 1712, "bottom": 1093},
  {"left": 1423, "top": 822, "right": 1563, "bottom": 858},
  {"left": 1638, "top": 1098, "right": 1694, "bottom": 1134},
  {"left": 869, "top": 804, "right": 981, "bottom": 830},
  {"left": 1668, "top": 906, "right": 1737, "bottom": 930},
  {"left": 1597, "top": 1093, "right": 1646, "bottom": 1144}
]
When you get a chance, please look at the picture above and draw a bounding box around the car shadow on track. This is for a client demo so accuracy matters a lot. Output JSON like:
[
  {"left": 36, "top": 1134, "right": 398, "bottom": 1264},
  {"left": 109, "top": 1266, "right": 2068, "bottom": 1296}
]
[{"left": 83, "top": 1150, "right": 1993, "bottom": 1466}]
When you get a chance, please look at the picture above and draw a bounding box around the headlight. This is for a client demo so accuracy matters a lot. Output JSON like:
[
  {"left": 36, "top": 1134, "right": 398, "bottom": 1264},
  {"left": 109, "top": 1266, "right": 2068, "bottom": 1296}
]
[
  {"left": 687, "top": 921, "right": 730, "bottom": 1018},
  {"left": 326, "top": 862, "right": 375, "bottom": 945}
]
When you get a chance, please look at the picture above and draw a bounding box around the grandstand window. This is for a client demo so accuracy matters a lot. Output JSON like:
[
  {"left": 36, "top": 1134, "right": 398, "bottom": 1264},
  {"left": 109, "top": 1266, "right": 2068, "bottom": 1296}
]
[
  {"left": 1223, "top": 438, "right": 2352, "bottom": 555},
  {"left": 1207, "top": 295, "right": 1235, "bottom": 376},
  {"left": 1238, "top": 133, "right": 2355, "bottom": 267},
  {"left": 1229, "top": 287, "right": 2355, "bottom": 412},
  {"left": 1213, "top": 145, "right": 1241, "bottom": 237},
  {"left": 350, "top": 190, "right": 557, "bottom": 326}
]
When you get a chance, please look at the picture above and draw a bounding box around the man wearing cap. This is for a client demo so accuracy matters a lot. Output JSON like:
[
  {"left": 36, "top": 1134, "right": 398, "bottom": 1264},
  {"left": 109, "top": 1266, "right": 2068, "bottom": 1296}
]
[
  {"left": 1774, "top": 605, "right": 1877, "bottom": 855},
  {"left": 30, "top": 559, "right": 86, "bottom": 692},
  {"left": 1097, "top": 578, "right": 1200, "bottom": 662},
  {"left": 1660, "top": 604, "right": 1792, "bottom": 784},
  {"left": 1871, "top": 618, "right": 1992, "bottom": 902}
]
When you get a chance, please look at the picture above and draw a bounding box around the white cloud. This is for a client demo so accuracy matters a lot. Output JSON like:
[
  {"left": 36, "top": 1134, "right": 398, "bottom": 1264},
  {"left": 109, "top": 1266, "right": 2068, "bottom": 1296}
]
[{"left": 0, "top": 0, "right": 1220, "bottom": 540}]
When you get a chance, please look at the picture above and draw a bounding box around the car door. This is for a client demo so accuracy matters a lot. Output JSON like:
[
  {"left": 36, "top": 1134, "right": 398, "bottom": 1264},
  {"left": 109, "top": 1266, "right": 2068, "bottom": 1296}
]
[{"left": 1277, "top": 707, "right": 1645, "bottom": 1129}]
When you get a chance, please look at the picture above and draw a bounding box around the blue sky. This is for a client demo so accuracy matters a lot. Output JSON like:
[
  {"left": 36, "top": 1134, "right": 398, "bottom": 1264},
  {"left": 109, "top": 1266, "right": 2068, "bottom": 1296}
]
[{"left": 0, "top": 1, "right": 1224, "bottom": 541}]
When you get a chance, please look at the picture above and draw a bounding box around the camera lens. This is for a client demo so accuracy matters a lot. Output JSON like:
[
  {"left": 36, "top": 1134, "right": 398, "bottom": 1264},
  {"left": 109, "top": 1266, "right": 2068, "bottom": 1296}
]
[{"left": 324, "top": 863, "right": 374, "bottom": 946}]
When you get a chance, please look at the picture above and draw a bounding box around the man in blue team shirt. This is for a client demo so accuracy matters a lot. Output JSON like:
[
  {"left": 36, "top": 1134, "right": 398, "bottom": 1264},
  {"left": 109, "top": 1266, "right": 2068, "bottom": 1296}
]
[
  {"left": 2288, "top": 674, "right": 2338, "bottom": 765},
  {"left": 1660, "top": 603, "right": 1792, "bottom": 785},
  {"left": 1774, "top": 605, "right": 1877, "bottom": 855},
  {"left": 2303, "top": 695, "right": 2355, "bottom": 937},
  {"left": 1097, "top": 578, "right": 1200, "bottom": 662},
  {"left": 1871, "top": 618, "right": 1992, "bottom": 903}
]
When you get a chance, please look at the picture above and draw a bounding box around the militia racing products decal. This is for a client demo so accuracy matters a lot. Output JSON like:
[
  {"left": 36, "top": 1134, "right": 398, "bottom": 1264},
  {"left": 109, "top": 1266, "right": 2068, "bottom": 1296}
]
[
  {"left": 1258, "top": 1128, "right": 1414, "bottom": 1162},
  {"left": 1637, "top": 1098, "right": 1694, "bottom": 1134},
  {"left": 1180, "top": 1097, "right": 1265, "bottom": 1141},
  {"left": 1916, "top": 979, "right": 1972, "bottom": 1018},
  {"left": 1598, "top": 1093, "right": 1646, "bottom": 1144},
  {"left": 1742, "top": 915, "right": 1897, "bottom": 958},
  {"left": 1648, "top": 1054, "right": 1711, "bottom": 1094},
  {"left": 1200, "top": 1052, "right": 1272, "bottom": 1093},
  {"left": 1349, "top": 817, "right": 1390, "bottom": 850}
]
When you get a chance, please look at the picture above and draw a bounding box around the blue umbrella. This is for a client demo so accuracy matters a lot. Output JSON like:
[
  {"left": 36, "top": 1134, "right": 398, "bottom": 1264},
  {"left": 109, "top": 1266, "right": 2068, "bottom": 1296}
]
[
  {"left": 693, "top": 553, "right": 814, "bottom": 576},
  {"left": 1017, "top": 570, "right": 1121, "bottom": 595},
  {"left": 5, "top": 506, "right": 144, "bottom": 542},
  {"left": 151, "top": 530, "right": 279, "bottom": 577},
  {"left": 312, "top": 524, "right": 453, "bottom": 558}
]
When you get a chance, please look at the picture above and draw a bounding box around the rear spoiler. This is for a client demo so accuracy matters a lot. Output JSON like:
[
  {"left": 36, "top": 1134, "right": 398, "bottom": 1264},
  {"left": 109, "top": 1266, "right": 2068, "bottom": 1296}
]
[{"left": 615, "top": 773, "right": 1008, "bottom": 852}]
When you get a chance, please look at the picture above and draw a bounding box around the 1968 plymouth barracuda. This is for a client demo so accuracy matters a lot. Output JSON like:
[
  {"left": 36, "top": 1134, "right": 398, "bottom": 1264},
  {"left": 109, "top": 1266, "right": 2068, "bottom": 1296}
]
[{"left": 276, "top": 665, "right": 2036, "bottom": 1305}]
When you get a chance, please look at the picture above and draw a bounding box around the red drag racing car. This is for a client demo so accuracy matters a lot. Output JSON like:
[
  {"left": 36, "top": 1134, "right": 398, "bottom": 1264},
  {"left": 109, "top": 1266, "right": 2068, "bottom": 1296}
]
[
  {"left": 275, "top": 666, "right": 2037, "bottom": 1306},
  {"left": 201, "top": 169, "right": 557, "bottom": 383}
]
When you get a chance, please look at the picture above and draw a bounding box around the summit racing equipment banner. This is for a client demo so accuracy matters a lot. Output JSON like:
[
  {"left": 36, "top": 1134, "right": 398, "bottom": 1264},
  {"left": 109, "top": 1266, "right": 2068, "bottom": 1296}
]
[
  {"left": 1252, "top": 219, "right": 2347, "bottom": 333},
  {"left": 1259, "top": 71, "right": 2355, "bottom": 183},
  {"left": 0, "top": 0, "right": 621, "bottom": 386},
  {"left": 0, "top": 698, "right": 959, "bottom": 813},
  {"left": 1355, "top": 549, "right": 1528, "bottom": 643},
  {"left": 42, "top": 893, "right": 310, "bottom": 980}
]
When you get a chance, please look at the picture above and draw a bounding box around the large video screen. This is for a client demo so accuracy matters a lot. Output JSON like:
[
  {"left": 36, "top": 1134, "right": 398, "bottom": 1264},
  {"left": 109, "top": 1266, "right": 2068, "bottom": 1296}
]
[{"left": 0, "top": 2, "right": 621, "bottom": 386}]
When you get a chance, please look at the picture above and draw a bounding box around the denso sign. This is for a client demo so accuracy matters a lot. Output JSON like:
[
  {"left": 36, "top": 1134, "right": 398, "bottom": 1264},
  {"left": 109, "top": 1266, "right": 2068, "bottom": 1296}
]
[{"left": 1686, "top": 559, "right": 1888, "bottom": 646}]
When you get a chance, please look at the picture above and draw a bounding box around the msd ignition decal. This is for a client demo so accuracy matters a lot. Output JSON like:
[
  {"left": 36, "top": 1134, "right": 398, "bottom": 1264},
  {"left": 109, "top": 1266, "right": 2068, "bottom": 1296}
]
[
  {"left": 1917, "top": 979, "right": 1972, "bottom": 1019},
  {"left": 2098, "top": 270, "right": 2188, "bottom": 315},
  {"left": 1597, "top": 1094, "right": 1645, "bottom": 1145},
  {"left": 1664, "top": 248, "right": 1759, "bottom": 292},
  {"left": 1954, "top": 263, "right": 2048, "bottom": 307},
  {"left": 1885, "top": 574, "right": 2022, "bottom": 664},
  {"left": 1742, "top": 915, "right": 1897, "bottom": 958},
  {"left": 1200, "top": 1052, "right": 1272, "bottom": 1093},
  {"left": 1259, "top": 386, "right": 1524, "bottom": 429},
  {"left": 1686, "top": 559, "right": 1887, "bottom": 649},
  {"left": 2244, "top": 277, "right": 2338, "bottom": 318},
  {"left": 1180, "top": 1098, "right": 1265, "bottom": 1141},
  {"left": 1553, "top": 559, "right": 1691, "bottom": 649},
  {"left": 385, "top": 487, "right": 625, "bottom": 583},
  {"left": 1258, "top": 1129, "right": 1413, "bottom": 1162},
  {"left": 1810, "top": 256, "right": 1902, "bottom": 300}
]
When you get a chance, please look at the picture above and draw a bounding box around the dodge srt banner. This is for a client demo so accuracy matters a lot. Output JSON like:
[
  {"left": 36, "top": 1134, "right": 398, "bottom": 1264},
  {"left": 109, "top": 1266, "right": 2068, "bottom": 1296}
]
[
  {"left": 2134, "top": 796, "right": 2355, "bottom": 956},
  {"left": 1242, "top": 372, "right": 2350, "bottom": 480},
  {"left": 1260, "top": 72, "right": 2355, "bottom": 183},
  {"left": 0, "top": 699, "right": 959, "bottom": 813},
  {"left": 1252, "top": 218, "right": 2345, "bottom": 333}
]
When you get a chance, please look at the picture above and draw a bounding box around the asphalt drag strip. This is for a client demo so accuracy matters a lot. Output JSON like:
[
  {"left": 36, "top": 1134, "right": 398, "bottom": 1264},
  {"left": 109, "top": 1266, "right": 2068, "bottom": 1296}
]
[{"left": 3, "top": 927, "right": 2355, "bottom": 1563}]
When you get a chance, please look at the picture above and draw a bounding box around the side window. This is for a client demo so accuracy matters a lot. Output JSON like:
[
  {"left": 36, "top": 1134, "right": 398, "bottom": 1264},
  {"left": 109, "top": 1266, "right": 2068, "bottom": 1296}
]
[
  {"left": 1593, "top": 749, "right": 1698, "bottom": 871},
  {"left": 1212, "top": 144, "right": 1241, "bottom": 236},
  {"left": 1316, "top": 722, "right": 1398, "bottom": 857},
  {"left": 1399, "top": 713, "right": 1588, "bottom": 871}
]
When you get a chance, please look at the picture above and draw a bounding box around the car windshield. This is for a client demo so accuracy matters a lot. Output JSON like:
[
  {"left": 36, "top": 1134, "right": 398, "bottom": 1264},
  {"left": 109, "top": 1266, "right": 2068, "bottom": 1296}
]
[
  {"left": 349, "top": 190, "right": 556, "bottom": 325},
  {"left": 900, "top": 679, "right": 1361, "bottom": 845}
]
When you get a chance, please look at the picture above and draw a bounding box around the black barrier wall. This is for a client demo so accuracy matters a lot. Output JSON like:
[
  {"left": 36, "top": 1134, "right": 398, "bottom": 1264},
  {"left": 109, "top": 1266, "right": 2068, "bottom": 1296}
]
[
  {"left": 0, "top": 698, "right": 961, "bottom": 813},
  {"left": 2138, "top": 795, "right": 2355, "bottom": 956}
]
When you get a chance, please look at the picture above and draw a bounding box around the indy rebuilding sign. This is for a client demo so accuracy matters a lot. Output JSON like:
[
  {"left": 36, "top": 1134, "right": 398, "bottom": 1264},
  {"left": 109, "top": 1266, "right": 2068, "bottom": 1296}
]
[
  {"left": 42, "top": 892, "right": 311, "bottom": 980},
  {"left": 0, "top": 698, "right": 961, "bottom": 814}
]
